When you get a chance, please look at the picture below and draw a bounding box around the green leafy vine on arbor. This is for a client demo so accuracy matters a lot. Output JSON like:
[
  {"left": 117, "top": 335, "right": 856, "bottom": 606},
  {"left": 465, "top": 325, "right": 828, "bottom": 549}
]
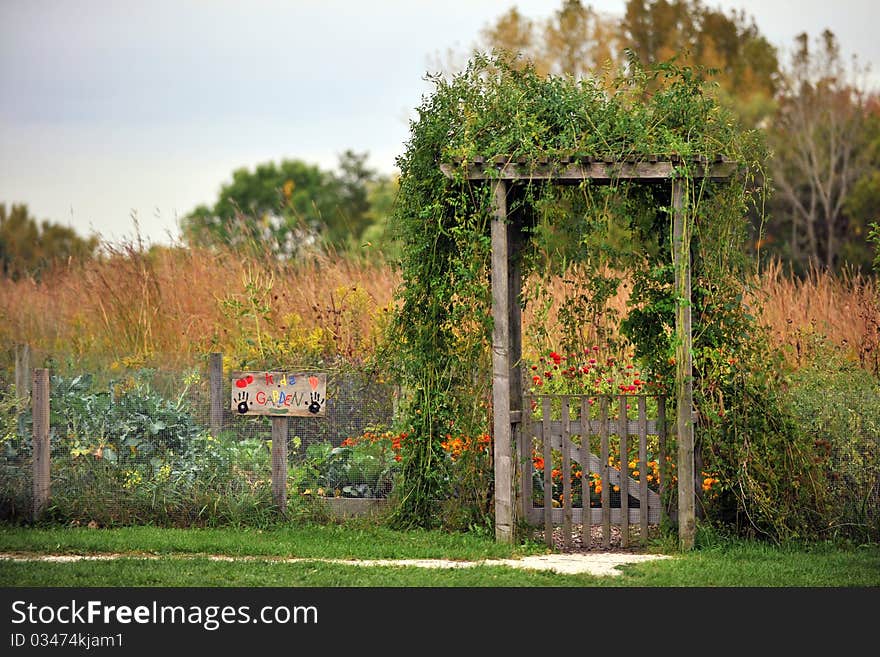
[{"left": 386, "top": 52, "right": 827, "bottom": 541}]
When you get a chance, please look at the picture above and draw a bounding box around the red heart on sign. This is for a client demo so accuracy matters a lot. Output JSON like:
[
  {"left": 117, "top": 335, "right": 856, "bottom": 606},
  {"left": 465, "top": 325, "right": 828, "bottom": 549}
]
[
  {"left": 235, "top": 376, "right": 252, "bottom": 388},
  {"left": 308, "top": 376, "right": 319, "bottom": 391}
]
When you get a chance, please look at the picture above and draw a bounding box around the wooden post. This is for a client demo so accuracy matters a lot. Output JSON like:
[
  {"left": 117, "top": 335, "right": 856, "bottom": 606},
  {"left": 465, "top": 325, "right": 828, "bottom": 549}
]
[
  {"left": 209, "top": 352, "right": 223, "bottom": 435},
  {"left": 14, "top": 344, "right": 30, "bottom": 404},
  {"left": 271, "top": 417, "right": 288, "bottom": 514},
  {"left": 491, "top": 179, "right": 513, "bottom": 544},
  {"left": 600, "top": 397, "right": 610, "bottom": 549},
  {"left": 561, "top": 396, "right": 572, "bottom": 549},
  {"left": 638, "top": 395, "right": 649, "bottom": 546},
  {"left": 521, "top": 395, "right": 534, "bottom": 522},
  {"left": 508, "top": 216, "right": 524, "bottom": 531},
  {"left": 32, "top": 368, "right": 50, "bottom": 521},
  {"left": 542, "top": 396, "right": 553, "bottom": 548},
  {"left": 619, "top": 395, "right": 629, "bottom": 548},
  {"left": 658, "top": 396, "right": 668, "bottom": 524},
  {"left": 580, "top": 396, "right": 591, "bottom": 549},
  {"left": 672, "top": 178, "right": 696, "bottom": 550}
]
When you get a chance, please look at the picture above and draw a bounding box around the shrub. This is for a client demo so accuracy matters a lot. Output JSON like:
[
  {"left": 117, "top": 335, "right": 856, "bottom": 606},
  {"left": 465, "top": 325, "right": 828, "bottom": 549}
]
[{"left": 784, "top": 336, "right": 880, "bottom": 542}]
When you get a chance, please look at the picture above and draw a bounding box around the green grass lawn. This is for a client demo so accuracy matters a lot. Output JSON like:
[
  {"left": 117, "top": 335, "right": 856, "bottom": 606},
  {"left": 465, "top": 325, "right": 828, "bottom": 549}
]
[
  {"left": 0, "top": 523, "right": 542, "bottom": 560},
  {"left": 1, "top": 524, "right": 878, "bottom": 587}
]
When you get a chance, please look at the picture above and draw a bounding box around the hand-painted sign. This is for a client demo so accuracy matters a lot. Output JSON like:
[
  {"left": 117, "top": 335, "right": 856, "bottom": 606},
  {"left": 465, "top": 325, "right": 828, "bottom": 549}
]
[{"left": 230, "top": 372, "right": 327, "bottom": 417}]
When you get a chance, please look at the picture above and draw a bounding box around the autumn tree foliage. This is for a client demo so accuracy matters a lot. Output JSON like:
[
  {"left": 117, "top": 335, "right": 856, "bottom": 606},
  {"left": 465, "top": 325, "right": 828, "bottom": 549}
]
[
  {"left": 471, "top": 0, "right": 879, "bottom": 273},
  {"left": 475, "top": 0, "right": 778, "bottom": 126}
]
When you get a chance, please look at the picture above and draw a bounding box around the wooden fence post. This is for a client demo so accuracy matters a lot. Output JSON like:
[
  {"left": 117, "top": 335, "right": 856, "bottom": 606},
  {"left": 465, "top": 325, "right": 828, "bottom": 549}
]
[
  {"left": 209, "top": 352, "right": 223, "bottom": 436},
  {"left": 491, "top": 179, "right": 513, "bottom": 544},
  {"left": 508, "top": 217, "right": 524, "bottom": 533},
  {"left": 271, "top": 417, "right": 288, "bottom": 514},
  {"left": 32, "top": 368, "right": 50, "bottom": 521},
  {"left": 672, "top": 178, "right": 696, "bottom": 551}
]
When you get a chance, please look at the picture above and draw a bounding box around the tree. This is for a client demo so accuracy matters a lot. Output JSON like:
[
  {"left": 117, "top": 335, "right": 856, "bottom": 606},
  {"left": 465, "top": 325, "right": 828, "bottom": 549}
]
[
  {"left": 844, "top": 98, "right": 880, "bottom": 269},
  {"left": 360, "top": 175, "right": 401, "bottom": 261},
  {"left": 331, "top": 150, "right": 375, "bottom": 248},
  {"left": 472, "top": 1, "right": 779, "bottom": 127},
  {"left": 181, "top": 151, "right": 379, "bottom": 256},
  {"left": 767, "top": 30, "right": 875, "bottom": 271},
  {"left": 0, "top": 203, "right": 98, "bottom": 280},
  {"left": 542, "top": 0, "right": 619, "bottom": 78},
  {"left": 480, "top": 7, "right": 542, "bottom": 72},
  {"left": 619, "top": 0, "right": 779, "bottom": 125}
]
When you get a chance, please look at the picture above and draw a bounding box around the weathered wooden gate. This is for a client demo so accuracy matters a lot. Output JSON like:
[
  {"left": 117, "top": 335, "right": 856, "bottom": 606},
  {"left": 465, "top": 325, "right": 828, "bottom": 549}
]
[{"left": 518, "top": 393, "right": 668, "bottom": 548}]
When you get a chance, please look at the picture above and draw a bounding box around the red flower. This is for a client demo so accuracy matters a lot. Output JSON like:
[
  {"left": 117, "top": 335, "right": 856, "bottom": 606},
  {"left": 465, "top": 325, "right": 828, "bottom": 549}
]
[{"left": 549, "top": 351, "right": 563, "bottom": 365}]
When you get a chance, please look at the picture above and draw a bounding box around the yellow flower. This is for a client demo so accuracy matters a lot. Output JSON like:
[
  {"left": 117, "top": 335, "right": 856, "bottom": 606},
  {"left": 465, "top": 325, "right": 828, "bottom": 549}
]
[
  {"left": 122, "top": 470, "right": 143, "bottom": 490},
  {"left": 156, "top": 464, "right": 172, "bottom": 483}
]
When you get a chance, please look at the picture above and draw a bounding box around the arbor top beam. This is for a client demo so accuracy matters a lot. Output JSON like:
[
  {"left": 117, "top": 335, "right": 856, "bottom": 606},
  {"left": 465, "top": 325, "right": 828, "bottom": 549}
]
[{"left": 440, "top": 154, "right": 737, "bottom": 183}]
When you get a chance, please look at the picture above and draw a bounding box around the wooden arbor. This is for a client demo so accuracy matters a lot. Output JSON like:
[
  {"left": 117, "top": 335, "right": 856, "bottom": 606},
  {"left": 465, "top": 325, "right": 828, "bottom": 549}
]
[{"left": 441, "top": 155, "right": 736, "bottom": 549}]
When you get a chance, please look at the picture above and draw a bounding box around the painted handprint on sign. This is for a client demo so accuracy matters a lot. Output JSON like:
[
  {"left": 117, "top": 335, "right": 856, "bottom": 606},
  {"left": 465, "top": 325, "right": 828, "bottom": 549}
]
[
  {"left": 236, "top": 391, "right": 250, "bottom": 414},
  {"left": 307, "top": 391, "right": 325, "bottom": 415}
]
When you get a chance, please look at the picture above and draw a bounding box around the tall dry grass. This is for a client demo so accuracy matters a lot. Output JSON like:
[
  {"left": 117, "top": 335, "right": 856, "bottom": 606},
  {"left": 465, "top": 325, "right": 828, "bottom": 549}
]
[
  {"left": 1, "top": 244, "right": 877, "bottom": 376},
  {"left": 752, "top": 259, "right": 880, "bottom": 373},
  {"left": 521, "top": 260, "right": 880, "bottom": 373},
  {"left": 0, "top": 241, "right": 399, "bottom": 375}
]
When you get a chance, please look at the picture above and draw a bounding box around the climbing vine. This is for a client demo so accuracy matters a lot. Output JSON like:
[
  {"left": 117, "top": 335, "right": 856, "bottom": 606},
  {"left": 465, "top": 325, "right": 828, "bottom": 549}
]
[{"left": 387, "top": 53, "right": 824, "bottom": 541}]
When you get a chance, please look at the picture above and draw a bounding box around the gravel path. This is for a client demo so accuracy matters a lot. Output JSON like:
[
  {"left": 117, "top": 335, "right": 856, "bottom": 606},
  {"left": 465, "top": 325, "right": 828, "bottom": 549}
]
[
  {"left": 0, "top": 526, "right": 669, "bottom": 577},
  {"left": 1, "top": 524, "right": 671, "bottom": 578},
  {"left": 0, "top": 551, "right": 669, "bottom": 577}
]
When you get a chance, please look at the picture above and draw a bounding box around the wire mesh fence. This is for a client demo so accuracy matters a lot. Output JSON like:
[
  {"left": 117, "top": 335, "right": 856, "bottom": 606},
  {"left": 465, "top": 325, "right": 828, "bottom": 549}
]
[
  {"left": 1, "top": 348, "right": 878, "bottom": 539},
  {"left": 0, "top": 354, "right": 397, "bottom": 526}
]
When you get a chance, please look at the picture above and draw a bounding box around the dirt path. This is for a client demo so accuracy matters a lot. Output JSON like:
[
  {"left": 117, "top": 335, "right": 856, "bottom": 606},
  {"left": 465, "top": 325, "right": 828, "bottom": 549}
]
[{"left": 0, "top": 551, "right": 670, "bottom": 577}]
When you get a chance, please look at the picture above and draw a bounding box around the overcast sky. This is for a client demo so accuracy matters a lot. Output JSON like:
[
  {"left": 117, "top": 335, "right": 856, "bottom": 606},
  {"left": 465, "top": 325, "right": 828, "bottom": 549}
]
[{"left": 2, "top": 0, "right": 878, "bottom": 245}]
